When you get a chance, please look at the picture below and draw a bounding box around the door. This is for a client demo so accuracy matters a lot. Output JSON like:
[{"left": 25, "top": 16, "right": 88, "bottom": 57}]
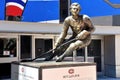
[{"left": 87, "top": 40, "right": 102, "bottom": 72}]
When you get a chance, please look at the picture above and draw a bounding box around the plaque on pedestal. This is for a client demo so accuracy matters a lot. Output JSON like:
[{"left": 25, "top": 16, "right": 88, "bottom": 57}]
[{"left": 11, "top": 61, "right": 96, "bottom": 80}]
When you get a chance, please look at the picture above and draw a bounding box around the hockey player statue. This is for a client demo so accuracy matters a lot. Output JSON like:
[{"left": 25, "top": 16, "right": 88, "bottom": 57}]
[
  {"left": 33, "top": 2, "right": 95, "bottom": 62},
  {"left": 44, "top": 2, "right": 95, "bottom": 62}
]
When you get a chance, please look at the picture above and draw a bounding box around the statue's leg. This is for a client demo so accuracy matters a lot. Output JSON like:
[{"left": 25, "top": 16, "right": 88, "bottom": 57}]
[{"left": 56, "top": 38, "right": 91, "bottom": 62}]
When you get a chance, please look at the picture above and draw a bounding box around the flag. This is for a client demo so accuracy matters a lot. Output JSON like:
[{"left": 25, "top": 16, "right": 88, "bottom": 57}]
[{"left": 6, "top": 0, "right": 27, "bottom": 17}]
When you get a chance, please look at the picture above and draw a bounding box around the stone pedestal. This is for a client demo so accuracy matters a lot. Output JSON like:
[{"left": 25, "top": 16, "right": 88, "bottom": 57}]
[{"left": 11, "top": 61, "right": 96, "bottom": 80}]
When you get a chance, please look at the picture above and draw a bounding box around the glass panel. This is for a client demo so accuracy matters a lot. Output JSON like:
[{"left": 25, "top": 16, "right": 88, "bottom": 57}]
[{"left": 0, "top": 38, "right": 16, "bottom": 57}]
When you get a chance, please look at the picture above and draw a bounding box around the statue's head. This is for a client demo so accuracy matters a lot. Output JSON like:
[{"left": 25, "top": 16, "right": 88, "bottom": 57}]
[{"left": 70, "top": 2, "right": 81, "bottom": 15}]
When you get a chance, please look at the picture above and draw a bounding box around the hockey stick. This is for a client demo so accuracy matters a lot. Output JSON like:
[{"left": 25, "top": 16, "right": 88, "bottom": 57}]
[{"left": 32, "top": 38, "right": 77, "bottom": 61}]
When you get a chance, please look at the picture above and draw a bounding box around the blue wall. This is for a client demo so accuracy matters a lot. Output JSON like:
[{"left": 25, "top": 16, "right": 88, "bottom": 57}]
[
  {"left": 22, "top": 1, "right": 59, "bottom": 22},
  {"left": 0, "top": 0, "right": 5, "bottom": 20},
  {"left": 0, "top": 0, "right": 120, "bottom": 22},
  {"left": 72, "top": 0, "right": 120, "bottom": 17}
]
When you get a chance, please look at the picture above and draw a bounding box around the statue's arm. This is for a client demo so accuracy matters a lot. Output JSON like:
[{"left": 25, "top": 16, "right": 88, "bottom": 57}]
[
  {"left": 55, "top": 19, "right": 69, "bottom": 47},
  {"left": 83, "top": 15, "right": 95, "bottom": 33},
  {"left": 77, "top": 15, "right": 95, "bottom": 40}
]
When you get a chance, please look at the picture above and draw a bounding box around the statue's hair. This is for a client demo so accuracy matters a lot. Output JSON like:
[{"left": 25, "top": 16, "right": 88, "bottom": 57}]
[{"left": 70, "top": 2, "right": 81, "bottom": 10}]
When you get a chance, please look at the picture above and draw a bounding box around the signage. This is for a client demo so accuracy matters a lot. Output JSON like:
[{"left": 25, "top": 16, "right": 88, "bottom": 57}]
[
  {"left": 11, "top": 64, "right": 39, "bottom": 80},
  {"left": 11, "top": 62, "right": 96, "bottom": 80},
  {"left": 3, "top": 51, "right": 10, "bottom": 55},
  {"left": 42, "top": 66, "right": 96, "bottom": 80}
]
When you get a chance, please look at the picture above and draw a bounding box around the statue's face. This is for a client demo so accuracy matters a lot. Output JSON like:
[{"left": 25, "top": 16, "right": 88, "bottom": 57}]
[{"left": 70, "top": 6, "right": 80, "bottom": 16}]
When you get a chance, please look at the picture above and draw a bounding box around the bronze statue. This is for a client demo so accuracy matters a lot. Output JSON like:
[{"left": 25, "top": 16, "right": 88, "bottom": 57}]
[{"left": 45, "top": 2, "right": 95, "bottom": 62}]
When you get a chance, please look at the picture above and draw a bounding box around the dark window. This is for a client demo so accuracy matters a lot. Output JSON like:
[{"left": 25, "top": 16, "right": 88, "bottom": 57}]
[
  {"left": 60, "top": 0, "right": 70, "bottom": 23},
  {"left": 20, "top": 35, "right": 32, "bottom": 59},
  {"left": 35, "top": 39, "right": 53, "bottom": 58},
  {"left": 0, "top": 38, "right": 16, "bottom": 57},
  {"left": 77, "top": 48, "right": 85, "bottom": 56}
]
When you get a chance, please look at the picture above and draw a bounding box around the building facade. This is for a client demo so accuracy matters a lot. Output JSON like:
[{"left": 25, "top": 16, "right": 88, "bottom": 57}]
[
  {"left": 0, "top": 0, "right": 120, "bottom": 78},
  {"left": 0, "top": 20, "right": 120, "bottom": 78}
]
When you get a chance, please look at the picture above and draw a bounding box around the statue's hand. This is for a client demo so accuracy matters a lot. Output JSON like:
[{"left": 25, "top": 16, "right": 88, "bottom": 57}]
[
  {"left": 55, "top": 42, "right": 61, "bottom": 49},
  {"left": 76, "top": 30, "right": 90, "bottom": 40}
]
